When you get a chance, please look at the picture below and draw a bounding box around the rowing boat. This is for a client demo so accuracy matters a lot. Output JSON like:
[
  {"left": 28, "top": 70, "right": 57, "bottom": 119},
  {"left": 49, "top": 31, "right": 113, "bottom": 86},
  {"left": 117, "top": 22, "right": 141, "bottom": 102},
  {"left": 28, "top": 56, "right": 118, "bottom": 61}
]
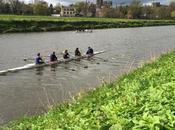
[
  {"left": 75, "top": 29, "right": 93, "bottom": 33},
  {"left": 0, "top": 51, "right": 105, "bottom": 75}
]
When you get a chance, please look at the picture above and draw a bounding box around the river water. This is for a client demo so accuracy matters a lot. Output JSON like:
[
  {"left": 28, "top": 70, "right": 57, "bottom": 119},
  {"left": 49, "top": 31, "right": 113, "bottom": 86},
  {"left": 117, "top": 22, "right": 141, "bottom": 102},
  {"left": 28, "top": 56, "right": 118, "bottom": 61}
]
[{"left": 0, "top": 26, "right": 175, "bottom": 124}]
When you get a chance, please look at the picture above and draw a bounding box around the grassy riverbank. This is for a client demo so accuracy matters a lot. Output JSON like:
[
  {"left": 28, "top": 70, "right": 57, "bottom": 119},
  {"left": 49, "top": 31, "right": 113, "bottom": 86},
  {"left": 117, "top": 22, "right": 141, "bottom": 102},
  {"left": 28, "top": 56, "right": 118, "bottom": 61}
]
[
  {"left": 3, "top": 50, "right": 175, "bottom": 129},
  {"left": 0, "top": 15, "right": 175, "bottom": 33}
]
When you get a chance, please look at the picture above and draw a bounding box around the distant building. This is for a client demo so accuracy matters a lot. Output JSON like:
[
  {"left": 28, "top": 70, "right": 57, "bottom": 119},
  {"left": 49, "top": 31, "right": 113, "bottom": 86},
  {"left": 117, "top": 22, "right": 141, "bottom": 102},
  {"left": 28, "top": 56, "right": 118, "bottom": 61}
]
[{"left": 60, "top": 6, "right": 76, "bottom": 17}]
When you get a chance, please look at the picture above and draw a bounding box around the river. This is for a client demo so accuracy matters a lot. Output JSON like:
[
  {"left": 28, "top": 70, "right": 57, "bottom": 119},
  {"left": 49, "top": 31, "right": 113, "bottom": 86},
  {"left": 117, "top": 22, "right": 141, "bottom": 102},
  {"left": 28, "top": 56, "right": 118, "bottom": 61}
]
[{"left": 0, "top": 26, "right": 175, "bottom": 124}]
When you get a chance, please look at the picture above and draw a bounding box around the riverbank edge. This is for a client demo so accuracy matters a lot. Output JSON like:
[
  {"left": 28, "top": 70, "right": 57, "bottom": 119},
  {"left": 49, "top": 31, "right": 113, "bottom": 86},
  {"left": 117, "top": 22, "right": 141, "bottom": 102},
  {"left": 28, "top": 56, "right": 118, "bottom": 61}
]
[
  {"left": 1, "top": 19, "right": 175, "bottom": 33},
  {"left": 2, "top": 49, "right": 175, "bottom": 129}
]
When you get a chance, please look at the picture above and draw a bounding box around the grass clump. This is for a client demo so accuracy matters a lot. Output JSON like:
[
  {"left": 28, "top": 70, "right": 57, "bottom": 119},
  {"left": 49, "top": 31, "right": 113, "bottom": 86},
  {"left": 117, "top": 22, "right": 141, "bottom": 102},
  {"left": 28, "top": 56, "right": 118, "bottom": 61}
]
[{"left": 3, "top": 50, "right": 175, "bottom": 130}]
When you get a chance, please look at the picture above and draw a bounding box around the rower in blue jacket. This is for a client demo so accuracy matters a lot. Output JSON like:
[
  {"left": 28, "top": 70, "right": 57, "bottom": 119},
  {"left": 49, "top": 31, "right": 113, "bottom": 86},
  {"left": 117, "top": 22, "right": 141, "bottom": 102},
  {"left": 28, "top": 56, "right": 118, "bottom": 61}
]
[
  {"left": 86, "top": 46, "right": 94, "bottom": 55},
  {"left": 35, "top": 53, "right": 44, "bottom": 64}
]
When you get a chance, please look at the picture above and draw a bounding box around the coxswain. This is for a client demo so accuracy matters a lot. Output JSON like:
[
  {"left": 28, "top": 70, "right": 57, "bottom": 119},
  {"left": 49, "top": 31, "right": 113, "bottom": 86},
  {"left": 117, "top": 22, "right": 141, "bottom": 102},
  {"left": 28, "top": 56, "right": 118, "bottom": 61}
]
[
  {"left": 86, "top": 46, "right": 94, "bottom": 55},
  {"left": 35, "top": 53, "right": 44, "bottom": 64},
  {"left": 63, "top": 50, "right": 70, "bottom": 59},
  {"left": 75, "top": 48, "right": 81, "bottom": 56},
  {"left": 50, "top": 51, "right": 57, "bottom": 62}
]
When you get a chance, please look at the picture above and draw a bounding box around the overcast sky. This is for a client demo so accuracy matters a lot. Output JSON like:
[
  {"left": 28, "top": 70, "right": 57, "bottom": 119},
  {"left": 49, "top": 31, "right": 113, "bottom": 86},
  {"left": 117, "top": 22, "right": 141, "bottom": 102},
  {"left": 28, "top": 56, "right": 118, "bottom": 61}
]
[
  {"left": 25, "top": 0, "right": 89, "bottom": 5},
  {"left": 23, "top": 0, "right": 175, "bottom": 6}
]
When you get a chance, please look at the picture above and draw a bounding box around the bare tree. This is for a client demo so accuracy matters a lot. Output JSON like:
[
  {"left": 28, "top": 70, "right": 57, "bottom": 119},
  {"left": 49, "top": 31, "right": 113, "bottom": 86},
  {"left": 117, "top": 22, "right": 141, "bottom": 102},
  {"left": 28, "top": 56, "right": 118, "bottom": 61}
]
[{"left": 8, "top": 0, "right": 23, "bottom": 14}]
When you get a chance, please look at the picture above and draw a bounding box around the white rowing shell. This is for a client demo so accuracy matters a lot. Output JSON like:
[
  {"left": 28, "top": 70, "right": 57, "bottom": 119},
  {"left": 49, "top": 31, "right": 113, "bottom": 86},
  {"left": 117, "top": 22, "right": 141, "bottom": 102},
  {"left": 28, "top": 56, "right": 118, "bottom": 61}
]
[{"left": 0, "top": 51, "right": 105, "bottom": 75}]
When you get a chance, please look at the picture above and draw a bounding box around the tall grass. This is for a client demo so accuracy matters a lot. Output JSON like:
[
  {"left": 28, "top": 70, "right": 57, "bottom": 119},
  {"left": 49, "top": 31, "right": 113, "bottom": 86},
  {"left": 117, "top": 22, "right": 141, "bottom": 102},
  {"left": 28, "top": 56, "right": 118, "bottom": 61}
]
[
  {"left": 0, "top": 15, "right": 175, "bottom": 33},
  {"left": 3, "top": 50, "right": 175, "bottom": 129}
]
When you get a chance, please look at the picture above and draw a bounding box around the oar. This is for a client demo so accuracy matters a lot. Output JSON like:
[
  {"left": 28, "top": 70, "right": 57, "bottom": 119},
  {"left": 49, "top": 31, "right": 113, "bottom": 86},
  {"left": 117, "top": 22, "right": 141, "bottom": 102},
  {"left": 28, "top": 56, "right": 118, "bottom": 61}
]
[
  {"left": 92, "top": 56, "right": 109, "bottom": 62},
  {"left": 23, "top": 58, "right": 36, "bottom": 61}
]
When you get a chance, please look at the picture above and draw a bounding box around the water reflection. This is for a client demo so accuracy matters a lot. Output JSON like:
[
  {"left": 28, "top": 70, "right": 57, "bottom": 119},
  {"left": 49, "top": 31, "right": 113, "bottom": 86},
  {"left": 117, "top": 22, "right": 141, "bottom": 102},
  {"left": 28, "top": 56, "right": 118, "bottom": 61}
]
[
  {"left": 50, "top": 64, "right": 58, "bottom": 72},
  {"left": 35, "top": 67, "right": 44, "bottom": 76}
]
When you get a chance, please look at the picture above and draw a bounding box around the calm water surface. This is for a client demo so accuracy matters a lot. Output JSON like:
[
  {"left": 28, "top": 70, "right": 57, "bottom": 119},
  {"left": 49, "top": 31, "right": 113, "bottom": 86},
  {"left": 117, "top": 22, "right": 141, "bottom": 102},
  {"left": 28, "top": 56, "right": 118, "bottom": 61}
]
[{"left": 0, "top": 26, "right": 175, "bottom": 124}]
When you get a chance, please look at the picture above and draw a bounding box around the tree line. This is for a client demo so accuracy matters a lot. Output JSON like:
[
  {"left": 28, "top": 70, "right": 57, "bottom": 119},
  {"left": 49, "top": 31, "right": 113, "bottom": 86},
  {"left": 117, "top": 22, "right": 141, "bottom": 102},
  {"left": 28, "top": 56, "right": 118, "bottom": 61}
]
[
  {"left": 0, "top": 0, "right": 175, "bottom": 19},
  {"left": 101, "top": 0, "right": 175, "bottom": 19},
  {"left": 0, "top": 0, "right": 96, "bottom": 16},
  {"left": 0, "top": 0, "right": 60, "bottom": 15}
]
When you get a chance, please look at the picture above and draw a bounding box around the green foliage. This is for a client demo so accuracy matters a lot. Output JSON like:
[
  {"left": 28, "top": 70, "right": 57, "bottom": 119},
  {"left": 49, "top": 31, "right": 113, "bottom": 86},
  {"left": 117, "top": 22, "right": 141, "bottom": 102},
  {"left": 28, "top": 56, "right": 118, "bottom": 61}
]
[
  {"left": 74, "top": 2, "right": 87, "bottom": 15},
  {"left": 33, "top": 1, "right": 48, "bottom": 15},
  {"left": 3, "top": 49, "right": 175, "bottom": 129},
  {"left": 171, "top": 10, "right": 175, "bottom": 17}
]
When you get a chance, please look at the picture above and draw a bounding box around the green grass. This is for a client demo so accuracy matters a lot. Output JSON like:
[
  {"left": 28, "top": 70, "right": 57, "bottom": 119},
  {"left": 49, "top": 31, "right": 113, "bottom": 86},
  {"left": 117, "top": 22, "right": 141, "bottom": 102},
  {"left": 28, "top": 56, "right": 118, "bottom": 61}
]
[
  {"left": 0, "top": 15, "right": 152, "bottom": 22},
  {"left": 3, "top": 50, "right": 175, "bottom": 129},
  {"left": 0, "top": 15, "right": 175, "bottom": 33}
]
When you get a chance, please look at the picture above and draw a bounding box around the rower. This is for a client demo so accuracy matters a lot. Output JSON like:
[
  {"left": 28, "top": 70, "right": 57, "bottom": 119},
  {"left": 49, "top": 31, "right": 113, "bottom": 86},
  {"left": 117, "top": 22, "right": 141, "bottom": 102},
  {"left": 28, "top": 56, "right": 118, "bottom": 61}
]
[
  {"left": 35, "top": 53, "right": 44, "bottom": 64},
  {"left": 86, "top": 46, "right": 94, "bottom": 55},
  {"left": 63, "top": 50, "right": 70, "bottom": 59},
  {"left": 50, "top": 51, "right": 57, "bottom": 62},
  {"left": 75, "top": 48, "right": 81, "bottom": 56}
]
